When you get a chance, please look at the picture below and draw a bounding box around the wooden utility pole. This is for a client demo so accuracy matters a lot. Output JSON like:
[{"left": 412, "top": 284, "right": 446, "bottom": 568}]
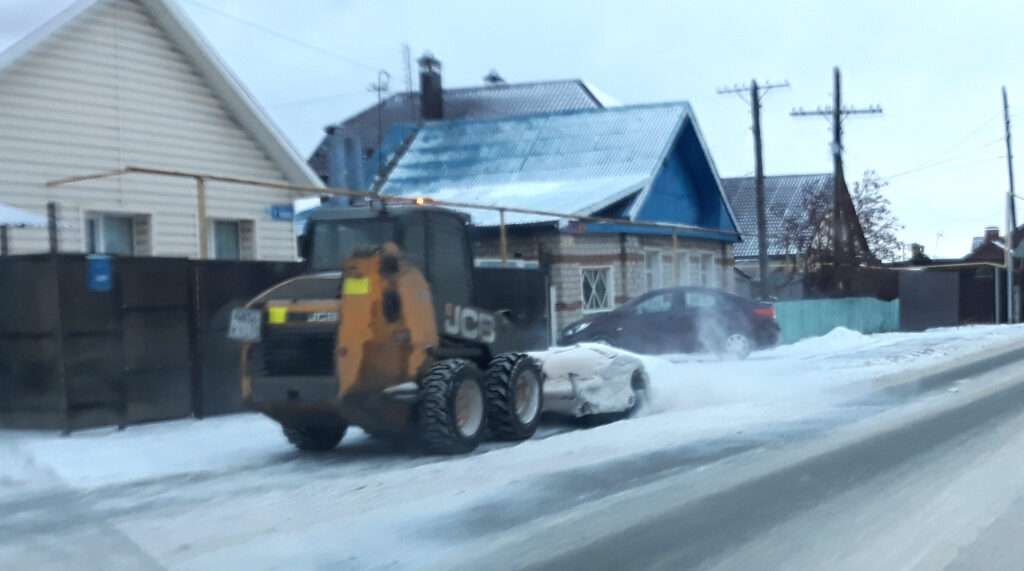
[
  {"left": 791, "top": 67, "right": 882, "bottom": 286},
  {"left": 1003, "top": 86, "right": 1016, "bottom": 323},
  {"left": 718, "top": 79, "right": 789, "bottom": 299}
]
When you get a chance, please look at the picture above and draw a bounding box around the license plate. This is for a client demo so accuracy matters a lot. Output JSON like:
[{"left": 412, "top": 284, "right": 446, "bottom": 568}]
[{"left": 228, "top": 308, "right": 262, "bottom": 342}]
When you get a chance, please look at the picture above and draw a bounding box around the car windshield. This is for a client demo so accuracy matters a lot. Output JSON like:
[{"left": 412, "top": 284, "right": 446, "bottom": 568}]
[{"left": 309, "top": 220, "right": 395, "bottom": 272}]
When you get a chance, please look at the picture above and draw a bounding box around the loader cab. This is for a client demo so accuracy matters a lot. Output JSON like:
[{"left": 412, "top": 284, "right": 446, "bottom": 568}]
[{"left": 303, "top": 205, "right": 474, "bottom": 309}]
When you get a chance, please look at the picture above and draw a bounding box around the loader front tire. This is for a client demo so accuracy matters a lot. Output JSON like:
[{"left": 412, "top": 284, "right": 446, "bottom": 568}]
[
  {"left": 282, "top": 422, "right": 347, "bottom": 452},
  {"left": 484, "top": 353, "right": 544, "bottom": 441},
  {"left": 417, "top": 359, "right": 486, "bottom": 455}
]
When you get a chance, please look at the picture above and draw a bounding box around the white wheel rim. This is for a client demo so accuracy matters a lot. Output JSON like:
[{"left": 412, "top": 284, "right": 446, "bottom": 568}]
[
  {"left": 514, "top": 370, "right": 541, "bottom": 425},
  {"left": 725, "top": 334, "right": 750, "bottom": 356},
  {"left": 455, "top": 378, "right": 484, "bottom": 437}
]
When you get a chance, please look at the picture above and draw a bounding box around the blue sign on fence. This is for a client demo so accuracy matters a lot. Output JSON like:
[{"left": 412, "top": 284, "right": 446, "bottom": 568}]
[
  {"left": 268, "top": 204, "right": 294, "bottom": 221},
  {"left": 86, "top": 255, "right": 113, "bottom": 293}
]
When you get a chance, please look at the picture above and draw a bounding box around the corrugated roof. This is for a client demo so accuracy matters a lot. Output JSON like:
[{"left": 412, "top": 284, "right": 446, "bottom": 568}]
[
  {"left": 379, "top": 102, "right": 689, "bottom": 226},
  {"left": 721, "top": 173, "right": 832, "bottom": 257},
  {"left": 309, "top": 80, "right": 605, "bottom": 180}
]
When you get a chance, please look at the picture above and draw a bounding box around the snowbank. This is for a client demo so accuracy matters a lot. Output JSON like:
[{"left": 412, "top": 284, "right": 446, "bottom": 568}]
[{"left": 3, "top": 324, "right": 1024, "bottom": 497}]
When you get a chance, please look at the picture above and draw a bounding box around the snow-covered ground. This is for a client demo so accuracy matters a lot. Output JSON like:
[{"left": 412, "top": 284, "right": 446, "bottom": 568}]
[
  {"left": 4, "top": 324, "right": 1024, "bottom": 493},
  {"left": 3, "top": 325, "right": 1024, "bottom": 569}
]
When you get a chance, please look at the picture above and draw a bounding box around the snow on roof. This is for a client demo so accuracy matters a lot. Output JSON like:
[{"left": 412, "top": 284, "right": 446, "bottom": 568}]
[
  {"left": 418, "top": 176, "right": 649, "bottom": 226},
  {"left": 581, "top": 80, "right": 622, "bottom": 107},
  {"left": 0, "top": 0, "right": 322, "bottom": 188},
  {"left": 0, "top": 203, "right": 48, "bottom": 227},
  {"left": 310, "top": 79, "right": 608, "bottom": 178},
  {"left": 721, "top": 173, "right": 833, "bottom": 257},
  {"left": 380, "top": 102, "right": 691, "bottom": 226}
]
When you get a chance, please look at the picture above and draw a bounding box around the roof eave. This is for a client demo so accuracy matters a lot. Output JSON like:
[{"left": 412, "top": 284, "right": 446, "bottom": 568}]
[
  {"left": 143, "top": 0, "right": 323, "bottom": 188},
  {"left": 0, "top": 0, "right": 323, "bottom": 189}
]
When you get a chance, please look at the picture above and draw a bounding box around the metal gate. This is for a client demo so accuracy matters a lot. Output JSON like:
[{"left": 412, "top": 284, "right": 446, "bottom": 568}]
[{"left": 0, "top": 254, "right": 302, "bottom": 431}]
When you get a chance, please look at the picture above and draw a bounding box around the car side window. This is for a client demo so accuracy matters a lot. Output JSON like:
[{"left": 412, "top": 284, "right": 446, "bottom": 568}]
[
  {"left": 684, "top": 291, "right": 717, "bottom": 309},
  {"left": 633, "top": 292, "right": 674, "bottom": 315}
]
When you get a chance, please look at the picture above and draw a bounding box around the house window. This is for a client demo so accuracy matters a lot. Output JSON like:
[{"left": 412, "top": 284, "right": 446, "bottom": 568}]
[
  {"left": 675, "top": 253, "right": 688, "bottom": 286},
  {"left": 700, "top": 253, "right": 713, "bottom": 287},
  {"left": 581, "top": 267, "right": 613, "bottom": 313},
  {"left": 644, "top": 249, "right": 662, "bottom": 291},
  {"left": 209, "top": 219, "right": 255, "bottom": 260},
  {"left": 86, "top": 213, "right": 137, "bottom": 256},
  {"left": 213, "top": 220, "right": 241, "bottom": 260},
  {"left": 690, "top": 254, "right": 702, "bottom": 286}
]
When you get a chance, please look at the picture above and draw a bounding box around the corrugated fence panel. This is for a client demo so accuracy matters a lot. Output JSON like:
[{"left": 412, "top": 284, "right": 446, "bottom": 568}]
[{"left": 775, "top": 297, "right": 900, "bottom": 345}]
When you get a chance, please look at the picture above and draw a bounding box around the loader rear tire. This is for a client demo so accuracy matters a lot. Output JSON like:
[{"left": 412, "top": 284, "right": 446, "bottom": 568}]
[
  {"left": 417, "top": 359, "right": 486, "bottom": 455},
  {"left": 282, "top": 422, "right": 347, "bottom": 452},
  {"left": 484, "top": 353, "right": 544, "bottom": 441}
]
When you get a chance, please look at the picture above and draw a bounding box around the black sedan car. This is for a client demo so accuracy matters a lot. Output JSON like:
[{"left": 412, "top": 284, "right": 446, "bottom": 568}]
[{"left": 558, "top": 287, "right": 780, "bottom": 359}]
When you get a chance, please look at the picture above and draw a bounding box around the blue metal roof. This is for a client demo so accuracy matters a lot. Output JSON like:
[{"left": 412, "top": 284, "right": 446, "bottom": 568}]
[
  {"left": 375, "top": 102, "right": 741, "bottom": 242},
  {"left": 380, "top": 102, "right": 697, "bottom": 226},
  {"left": 309, "top": 80, "right": 606, "bottom": 186}
]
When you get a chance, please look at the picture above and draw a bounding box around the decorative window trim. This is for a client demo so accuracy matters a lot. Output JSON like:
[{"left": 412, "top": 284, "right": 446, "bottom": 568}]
[{"left": 580, "top": 265, "right": 615, "bottom": 314}]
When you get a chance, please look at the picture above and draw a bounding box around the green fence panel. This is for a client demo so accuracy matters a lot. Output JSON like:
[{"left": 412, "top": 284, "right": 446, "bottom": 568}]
[{"left": 774, "top": 297, "right": 900, "bottom": 345}]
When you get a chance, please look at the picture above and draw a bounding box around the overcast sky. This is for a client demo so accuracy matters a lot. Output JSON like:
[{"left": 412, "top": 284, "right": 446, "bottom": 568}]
[{"left": 3, "top": 0, "right": 1023, "bottom": 258}]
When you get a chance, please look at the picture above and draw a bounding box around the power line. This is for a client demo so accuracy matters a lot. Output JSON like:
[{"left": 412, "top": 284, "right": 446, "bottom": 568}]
[
  {"left": 934, "top": 111, "right": 1001, "bottom": 157},
  {"left": 880, "top": 154, "right": 1002, "bottom": 182},
  {"left": 879, "top": 137, "right": 1004, "bottom": 181},
  {"left": 182, "top": 0, "right": 381, "bottom": 73},
  {"left": 268, "top": 90, "right": 370, "bottom": 108}
]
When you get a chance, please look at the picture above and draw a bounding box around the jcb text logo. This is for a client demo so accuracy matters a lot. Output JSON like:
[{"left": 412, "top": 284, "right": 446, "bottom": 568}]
[{"left": 444, "top": 304, "right": 496, "bottom": 344}]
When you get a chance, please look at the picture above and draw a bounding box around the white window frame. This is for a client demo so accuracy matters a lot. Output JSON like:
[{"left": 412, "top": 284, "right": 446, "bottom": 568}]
[
  {"left": 661, "top": 252, "right": 675, "bottom": 287},
  {"left": 210, "top": 219, "right": 242, "bottom": 260},
  {"left": 671, "top": 252, "right": 688, "bottom": 286},
  {"left": 580, "top": 266, "right": 615, "bottom": 314},
  {"left": 700, "top": 253, "right": 713, "bottom": 287},
  {"left": 208, "top": 218, "right": 257, "bottom": 260},
  {"left": 689, "top": 254, "right": 702, "bottom": 286},
  {"left": 644, "top": 249, "right": 662, "bottom": 292},
  {"left": 84, "top": 212, "right": 136, "bottom": 256}
]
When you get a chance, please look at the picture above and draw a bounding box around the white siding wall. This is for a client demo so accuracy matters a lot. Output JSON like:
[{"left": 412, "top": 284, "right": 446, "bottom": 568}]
[{"left": 0, "top": 0, "right": 297, "bottom": 260}]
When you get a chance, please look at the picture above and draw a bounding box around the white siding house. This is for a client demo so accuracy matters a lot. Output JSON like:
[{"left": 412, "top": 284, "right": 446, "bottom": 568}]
[{"left": 0, "top": 0, "right": 322, "bottom": 260}]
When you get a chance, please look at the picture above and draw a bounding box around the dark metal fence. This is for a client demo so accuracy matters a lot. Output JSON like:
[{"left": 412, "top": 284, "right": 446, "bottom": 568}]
[{"left": 0, "top": 254, "right": 302, "bottom": 431}]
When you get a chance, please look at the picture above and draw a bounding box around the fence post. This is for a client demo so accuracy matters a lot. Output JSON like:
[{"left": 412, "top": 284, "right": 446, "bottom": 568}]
[
  {"left": 189, "top": 262, "right": 205, "bottom": 419},
  {"left": 47, "top": 201, "right": 59, "bottom": 253},
  {"left": 51, "top": 254, "right": 71, "bottom": 435}
]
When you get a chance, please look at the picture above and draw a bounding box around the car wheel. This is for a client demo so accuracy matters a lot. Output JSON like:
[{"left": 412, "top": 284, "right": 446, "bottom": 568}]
[{"left": 719, "top": 332, "right": 753, "bottom": 360}]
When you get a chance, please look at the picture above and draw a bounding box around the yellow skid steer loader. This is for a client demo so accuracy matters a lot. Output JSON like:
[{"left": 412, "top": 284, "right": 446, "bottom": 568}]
[{"left": 229, "top": 205, "right": 546, "bottom": 454}]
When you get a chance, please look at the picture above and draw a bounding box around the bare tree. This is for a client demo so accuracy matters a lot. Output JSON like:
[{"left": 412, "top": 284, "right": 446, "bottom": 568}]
[
  {"left": 773, "top": 170, "right": 904, "bottom": 292},
  {"left": 850, "top": 171, "right": 904, "bottom": 263}
]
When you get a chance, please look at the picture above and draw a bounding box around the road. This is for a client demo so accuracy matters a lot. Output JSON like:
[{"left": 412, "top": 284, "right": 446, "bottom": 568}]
[
  {"left": 461, "top": 347, "right": 1024, "bottom": 570},
  {"left": 3, "top": 338, "right": 1024, "bottom": 570}
]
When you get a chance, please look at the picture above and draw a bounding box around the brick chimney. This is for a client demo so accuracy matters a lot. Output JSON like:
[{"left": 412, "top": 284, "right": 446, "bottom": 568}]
[
  {"left": 985, "top": 226, "right": 1000, "bottom": 242},
  {"left": 418, "top": 52, "right": 443, "bottom": 120}
]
